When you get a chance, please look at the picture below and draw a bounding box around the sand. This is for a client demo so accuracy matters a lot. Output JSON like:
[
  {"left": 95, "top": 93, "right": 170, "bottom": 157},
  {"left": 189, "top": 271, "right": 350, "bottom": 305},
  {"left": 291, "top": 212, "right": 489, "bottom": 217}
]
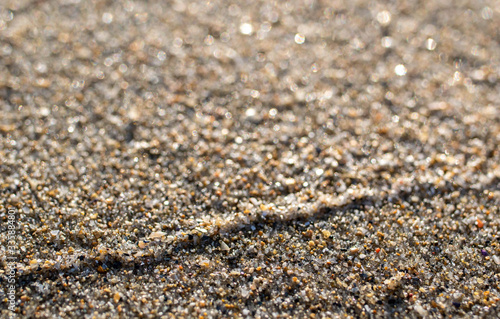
[{"left": 1, "top": 0, "right": 499, "bottom": 317}]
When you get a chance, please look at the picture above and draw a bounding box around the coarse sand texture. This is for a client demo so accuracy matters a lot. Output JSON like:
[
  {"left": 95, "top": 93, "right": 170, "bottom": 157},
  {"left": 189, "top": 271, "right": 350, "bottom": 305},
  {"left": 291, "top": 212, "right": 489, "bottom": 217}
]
[{"left": 1, "top": 0, "right": 500, "bottom": 318}]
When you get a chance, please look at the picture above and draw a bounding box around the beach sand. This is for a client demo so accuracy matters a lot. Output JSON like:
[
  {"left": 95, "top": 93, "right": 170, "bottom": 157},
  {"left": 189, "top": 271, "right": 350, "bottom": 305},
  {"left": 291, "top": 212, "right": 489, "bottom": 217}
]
[{"left": 1, "top": 0, "right": 499, "bottom": 317}]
